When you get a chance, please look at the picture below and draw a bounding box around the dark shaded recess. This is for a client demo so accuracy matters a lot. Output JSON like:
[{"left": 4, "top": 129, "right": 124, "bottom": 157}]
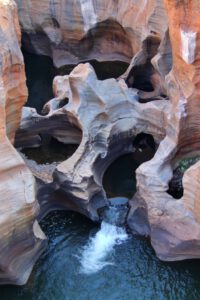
[
  {"left": 138, "top": 94, "right": 168, "bottom": 104},
  {"left": 21, "top": 135, "right": 78, "bottom": 164},
  {"left": 127, "top": 62, "right": 155, "bottom": 91},
  {"left": 90, "top": 60, "right": 129, "bottom": 80},
  {"left": 58, "top": 98, "right": 69, "bottom": 108},
  {"left": 126, "top": 36, "right": 161, "bottom": 92},
  {"left": 23, "top": 50, "right": 128, "bottom": 114},
  {"left": 23, "top": 50, "right": 55, "bottom": 114},
  {"left": 103, "top": 133, "right": 156, "bottom": 199},
  {"left": 58, "top": 60, "right": 129, "bottom": 80},
  {"left": 168, "top": 157, "right": 200, "bottom": 199},
  {"left": 167, "top": 167, "right": 183, "bottom": 199}
]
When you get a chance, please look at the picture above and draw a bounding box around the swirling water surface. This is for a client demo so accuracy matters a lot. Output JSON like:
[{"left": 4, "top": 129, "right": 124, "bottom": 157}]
[{"left": 1, "top": 210, "right": 200, "bottom": 300}]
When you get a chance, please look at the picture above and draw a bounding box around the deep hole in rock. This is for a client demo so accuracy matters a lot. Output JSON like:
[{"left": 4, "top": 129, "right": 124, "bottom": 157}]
[
  {"left": 103, "top": 133, "right": 156, "bottom": 199},
  {"left": 167, "top": 156, "right": 200, "bottom": 199},
  {"left": 21, "top": 135, "right": 79, "bottom": 165},
  {"left": 58, "top": 60, "right": 129, "bottom": 80},
  {"left": 58, "top": 98, "right": 69, "bottom": 109},
  {"left": 126, "top": 62, "right": 155, "bottom": 91},
  {"left": 23, "top": 50, "right": 56, "bottom": 114},
  {"left": 167, "top": 167, "right": 183, "bottom": 199},
  {"left": 126, "top": 36, "right": 161, "bottom": 94}
]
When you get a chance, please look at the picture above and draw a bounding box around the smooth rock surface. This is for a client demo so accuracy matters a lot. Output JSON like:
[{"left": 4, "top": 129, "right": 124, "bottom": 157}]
[
  {"left": 2, "top": 0, "right": 200, "bottom": 286},
  {"left": 0, "top": 0, "right": 46, "bottom": 285},
  {"left": 128, "top": 0, "right": 200, "bottom": 261},
  {"left": 16, "top": 63, "right": 169, "bottom": 221},
  {"left": 15, "top": 0, "right": 168, "bottom": 69}
]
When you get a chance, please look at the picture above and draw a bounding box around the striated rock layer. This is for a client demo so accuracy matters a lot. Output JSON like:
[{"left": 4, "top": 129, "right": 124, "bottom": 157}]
[
  {"left": 0, "top": 0, "right": 46, "bottom": 285},
  {"left": 128, "top": 0, "right": 200, "bottom": 261},
  {"left": 1, "top": 0, "right": 200, "bottom": 286},
  {"left": 15, "top": 0, "right": 168, "bottom": 69},
  {"left": 16, "top": 63, "right": 169, "bottom": 220}
]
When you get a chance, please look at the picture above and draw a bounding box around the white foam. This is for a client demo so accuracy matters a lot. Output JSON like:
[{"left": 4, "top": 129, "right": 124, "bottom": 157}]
[
  {"left": 79, "top": 0, "right": 97, "bottom": 32},
  {"left": 181, "top": 29, "right": 196, "bottom": 64},
  {"left": 79, "top": 221, "right": 128, "bottom": 274}
]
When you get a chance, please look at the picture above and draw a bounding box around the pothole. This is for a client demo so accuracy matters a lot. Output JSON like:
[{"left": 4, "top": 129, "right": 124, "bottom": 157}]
[
  {"left": 18, "top": 132, "right": 81, "bottom": 183},
  {"left": 168, "top": 156, "right": 200, "bottom": 199},
  {"left": 103, "top": 133, "right": 156, "bottom": 199},
  {"left": 21, "top": 135, "right": 78, "bottom": 165}
]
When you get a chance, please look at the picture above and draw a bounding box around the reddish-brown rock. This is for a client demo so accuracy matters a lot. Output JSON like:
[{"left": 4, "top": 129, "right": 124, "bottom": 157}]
[
  {"left": 128, "top": 0, "right": 200, "bottom": 261},
  {"left": 0, "top": 0, "right": 46, "bottom": 285}
]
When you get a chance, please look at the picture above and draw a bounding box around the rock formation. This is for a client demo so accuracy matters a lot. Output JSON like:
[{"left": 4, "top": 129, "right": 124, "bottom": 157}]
[
  {"left": 1, "top": 0, "right": 200, "bottom": 286},
  {"left": 15, "top": 0, "right": 168, "bottom": 70},
  {"left": 128, "top": 0, "right": 200, "bottom": 261},
  {"left": 0, "top": 0, "right": 46, "bottom": 285},
  {"left": 16, "top": 63, "right": 169, "bottom": 220}
]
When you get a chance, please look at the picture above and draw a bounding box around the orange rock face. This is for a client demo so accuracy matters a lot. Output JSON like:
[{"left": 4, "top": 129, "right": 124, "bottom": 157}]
[
  {"left": 0, "top": 0, "right": 46, "bottom": 285},
  {"left": 130, "top": 0, "right": 200, "bottom": 260}
]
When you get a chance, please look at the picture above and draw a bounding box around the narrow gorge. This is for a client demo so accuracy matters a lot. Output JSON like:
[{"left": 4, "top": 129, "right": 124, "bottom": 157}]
[{"left": 1, "top": 0, "right": 200, "bottom": 299}]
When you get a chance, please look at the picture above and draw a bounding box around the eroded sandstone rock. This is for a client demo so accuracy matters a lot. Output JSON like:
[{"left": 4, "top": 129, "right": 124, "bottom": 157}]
[
  {"left": 2, "top": 0, "right": 200, "bottom": 287},
  {"left": 16, "top": 63, "right": 170, "bottom": 221},
  {"left": 128, "top": 0, "right": 200, "bottom": 261},
  {"left": 15, "top": 0, "right": 168, "bottom": 69},
  {"left": 0, "top": 0, "right": 46, "bottom": 285}
]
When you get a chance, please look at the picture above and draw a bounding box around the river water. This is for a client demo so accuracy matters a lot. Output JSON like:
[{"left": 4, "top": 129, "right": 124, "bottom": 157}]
[{"left": 1, "top": 211, "right": 200, "bottom": 300}]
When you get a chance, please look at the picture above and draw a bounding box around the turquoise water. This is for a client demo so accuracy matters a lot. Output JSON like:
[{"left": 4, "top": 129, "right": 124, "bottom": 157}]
[{"left": 1, "top": 211, "right": 200, "bottom": 300}]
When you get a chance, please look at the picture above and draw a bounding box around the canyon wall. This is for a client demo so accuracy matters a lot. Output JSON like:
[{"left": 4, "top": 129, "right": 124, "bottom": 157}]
[
  {"left": 0, "top": 0, "right": 46, "bottom": 285},
  {"left": 129, "top": 0, "right": 200, "bottom": 260},
  {"left": 1, "top": 0, "right": 200, "bottom": 285},
  {"left": 15, "top": 0, "right": 168, "bottom": 69}
]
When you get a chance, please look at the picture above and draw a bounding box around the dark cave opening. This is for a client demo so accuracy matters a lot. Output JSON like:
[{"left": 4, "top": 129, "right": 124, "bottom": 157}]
[
  {"left": 126, "top": 62, "right": 155, "bottom": 92},
  {"left": 167, "top": 156, "right": 200, "bottom": 199},
  {"left": 103, "top": 133, "right": 156, "bottom": 199},
  {"left": 23, "top": 50, "right": 56, "bottom": 114},
  {"left": 167, "top": 167, "right": 184, "bottom": 199},
  {"left": 20, "top": 135, "right": 79, "bottom": 165},
  {"left": 126, "top": 36, "right": 161, "bottom": 96},
  {"left": 55, "top": 59, "right": 129, "bottom": 80}
]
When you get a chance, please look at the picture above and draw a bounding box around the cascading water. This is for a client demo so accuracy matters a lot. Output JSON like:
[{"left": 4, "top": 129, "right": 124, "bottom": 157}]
[
  {"left": 79, "top": 197, "right": 129, "bottom": 274},
  {"left": 79, "top": 221, "right": 128, "bottom": 274}
]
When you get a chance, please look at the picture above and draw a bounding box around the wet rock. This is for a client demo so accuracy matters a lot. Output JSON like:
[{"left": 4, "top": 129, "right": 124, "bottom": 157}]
[{"left": 99, "top": 197, "right": 129, "bottom": 227}]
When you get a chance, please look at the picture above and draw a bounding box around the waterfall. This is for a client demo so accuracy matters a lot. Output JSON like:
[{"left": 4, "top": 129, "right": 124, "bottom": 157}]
[{"left": 79, "top": 221, "right": 128, "bottom": 274}]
